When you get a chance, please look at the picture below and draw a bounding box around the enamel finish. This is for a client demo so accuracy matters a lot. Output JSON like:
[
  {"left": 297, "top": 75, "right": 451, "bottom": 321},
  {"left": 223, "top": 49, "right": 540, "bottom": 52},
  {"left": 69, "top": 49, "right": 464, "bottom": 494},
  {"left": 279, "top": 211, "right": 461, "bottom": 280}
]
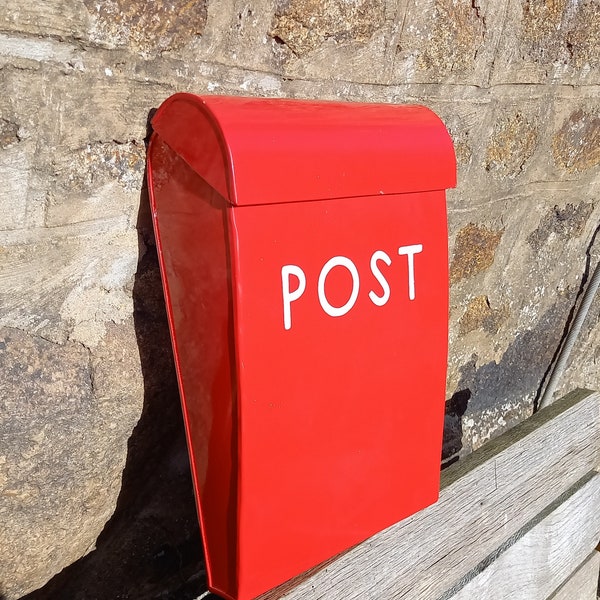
[{"left": 147, "top": 94, "right": 456, "bottom": 600}]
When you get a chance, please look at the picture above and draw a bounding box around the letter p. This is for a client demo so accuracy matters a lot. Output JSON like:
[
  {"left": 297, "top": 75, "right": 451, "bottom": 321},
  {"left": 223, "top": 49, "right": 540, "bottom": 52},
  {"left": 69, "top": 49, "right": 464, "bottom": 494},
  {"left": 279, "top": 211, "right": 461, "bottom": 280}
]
[{"left": 282, "top": 265, "right": 306, "bottom": 330}]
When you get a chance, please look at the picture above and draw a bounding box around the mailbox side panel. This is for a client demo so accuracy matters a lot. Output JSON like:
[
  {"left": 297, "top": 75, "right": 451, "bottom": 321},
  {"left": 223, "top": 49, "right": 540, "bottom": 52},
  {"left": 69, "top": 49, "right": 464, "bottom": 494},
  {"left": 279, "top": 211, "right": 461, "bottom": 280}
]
[
  {"left": 147, "top": 136, "right": 239, "bottom": 600},
  {"left": 229, "top": 192, "right": 448, "bottom": 600}
]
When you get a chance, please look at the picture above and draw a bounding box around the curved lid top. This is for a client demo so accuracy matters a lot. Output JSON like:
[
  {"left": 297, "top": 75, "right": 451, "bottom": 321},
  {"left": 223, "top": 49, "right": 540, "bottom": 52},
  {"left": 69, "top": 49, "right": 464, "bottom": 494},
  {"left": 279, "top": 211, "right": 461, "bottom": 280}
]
[{"left": 151, "top": 93, "right": 456, "bottom": 206}]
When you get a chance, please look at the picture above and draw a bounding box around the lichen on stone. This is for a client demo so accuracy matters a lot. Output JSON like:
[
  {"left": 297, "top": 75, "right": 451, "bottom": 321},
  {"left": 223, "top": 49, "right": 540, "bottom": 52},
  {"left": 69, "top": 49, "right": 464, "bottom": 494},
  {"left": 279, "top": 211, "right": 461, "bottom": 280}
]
[
  {"left": 527, "top": 203, "right": 595, "bottom": 251},
  {"left": 454, "top": 139, "right": 473, "bottom": 165},
  {"left": 83, "top": 0, "right": 207, "bottom": 55},
  {"left": 520, "top": 0, "right": 599, "bottom": 68},
  {"left": 484, "top": 112, "right": 538, "bottom": 179},
  {"left": 270, "top": 0, "right": 385, "bottom": 56},
  {"left": 450, "top": 223, "right": 504, "bottom": 283},
  {"left": 64, "top": 141, "right": 146, "bottom": 192},
  {"left": 552, "top": 110, "right": 600, "bottom": 173},
  {"left": 459, "top": 295, "right": 509, "bottom": 335},
  {"left": 520, "top": 0, "right": 568, "bottom": 62},
  {"left": 566, "top": 0, "right": 600, "bottom": 67},
  {"left": 417, "top": 0, "right": 486, "bottom": 76}
]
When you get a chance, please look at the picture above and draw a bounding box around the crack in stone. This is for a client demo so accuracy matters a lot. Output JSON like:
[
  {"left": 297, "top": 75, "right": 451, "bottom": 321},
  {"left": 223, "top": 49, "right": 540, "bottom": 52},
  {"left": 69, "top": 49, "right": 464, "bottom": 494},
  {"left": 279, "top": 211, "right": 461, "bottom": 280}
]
[{"left": 1, "top": 325, "right": 64, "bottom": 347}]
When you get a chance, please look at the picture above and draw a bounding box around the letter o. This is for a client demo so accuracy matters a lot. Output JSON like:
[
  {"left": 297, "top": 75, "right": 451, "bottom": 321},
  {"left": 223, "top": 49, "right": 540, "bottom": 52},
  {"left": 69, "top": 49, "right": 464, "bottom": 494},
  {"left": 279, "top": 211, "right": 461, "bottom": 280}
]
[{"left": 318, "top": 256, "right": 360, "bottom": 317}]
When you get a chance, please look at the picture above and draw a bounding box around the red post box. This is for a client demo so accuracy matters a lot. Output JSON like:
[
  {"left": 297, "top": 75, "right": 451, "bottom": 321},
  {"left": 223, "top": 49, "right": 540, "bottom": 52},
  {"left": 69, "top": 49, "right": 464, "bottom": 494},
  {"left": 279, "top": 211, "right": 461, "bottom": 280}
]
[{"left": 147, "top": 94, "right": 456, "bottom": 600}]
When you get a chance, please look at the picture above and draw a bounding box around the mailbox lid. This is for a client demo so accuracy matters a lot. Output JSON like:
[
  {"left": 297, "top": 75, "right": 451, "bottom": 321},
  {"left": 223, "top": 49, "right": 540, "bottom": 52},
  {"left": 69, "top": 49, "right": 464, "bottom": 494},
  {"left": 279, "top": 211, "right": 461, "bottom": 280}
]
[{"left": 151, "top": 93, "right": 456, "bottom": 206}]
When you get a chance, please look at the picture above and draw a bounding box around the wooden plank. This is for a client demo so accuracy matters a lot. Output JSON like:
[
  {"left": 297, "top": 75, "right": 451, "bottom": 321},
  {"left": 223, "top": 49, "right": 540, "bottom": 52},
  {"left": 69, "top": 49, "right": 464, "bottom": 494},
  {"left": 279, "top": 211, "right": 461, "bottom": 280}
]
[
  {"left": 448, "top": 473, "right": 600, "bottom": 600},
  {"left": 258, "top": 389, "right": 600, "bottom": 600},
  {"left": 549, "top": 551, "right": 600, "bottom": 600}
]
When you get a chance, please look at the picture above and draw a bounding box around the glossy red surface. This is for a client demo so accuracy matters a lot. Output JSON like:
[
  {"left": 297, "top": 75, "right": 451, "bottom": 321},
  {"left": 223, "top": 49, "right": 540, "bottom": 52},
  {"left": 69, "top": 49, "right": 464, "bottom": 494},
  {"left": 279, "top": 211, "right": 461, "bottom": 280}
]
[
  {"left": 151, "top": 93, "right": 456, "bottom": 205},
  {"left": 147, "top": 95, "right": 456, "bottom": 600}
]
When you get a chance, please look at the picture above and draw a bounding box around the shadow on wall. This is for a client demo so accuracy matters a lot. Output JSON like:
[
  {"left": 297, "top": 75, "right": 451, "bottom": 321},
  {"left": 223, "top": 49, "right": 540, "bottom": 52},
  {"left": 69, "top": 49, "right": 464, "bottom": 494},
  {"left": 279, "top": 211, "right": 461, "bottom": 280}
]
[
  {"left": 20, "top": 113, "right": 207, "bottom": 600},
  {"left": 441, "top": 389, "right": 470, "bottom": 468}
]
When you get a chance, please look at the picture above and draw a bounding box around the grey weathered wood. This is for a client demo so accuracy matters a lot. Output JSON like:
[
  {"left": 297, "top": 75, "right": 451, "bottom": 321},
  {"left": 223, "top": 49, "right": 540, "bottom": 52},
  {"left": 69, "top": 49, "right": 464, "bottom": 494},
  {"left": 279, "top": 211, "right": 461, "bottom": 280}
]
[
  {"left": 448, "top": 473, "right": 600, "bottom": 599},
  {"left": 258, "top": 389, "right": 600, "bottom": 600},
  {"left": 549, "top": 551, "right": 600, "bottom": 600}
]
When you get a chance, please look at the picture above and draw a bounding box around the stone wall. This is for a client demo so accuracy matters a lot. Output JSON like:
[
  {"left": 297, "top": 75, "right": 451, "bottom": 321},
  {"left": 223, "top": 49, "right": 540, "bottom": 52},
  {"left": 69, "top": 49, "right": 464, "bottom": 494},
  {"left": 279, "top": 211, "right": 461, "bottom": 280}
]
[{"left": 0, "top": 0, "right": 598, "bottom": 597}]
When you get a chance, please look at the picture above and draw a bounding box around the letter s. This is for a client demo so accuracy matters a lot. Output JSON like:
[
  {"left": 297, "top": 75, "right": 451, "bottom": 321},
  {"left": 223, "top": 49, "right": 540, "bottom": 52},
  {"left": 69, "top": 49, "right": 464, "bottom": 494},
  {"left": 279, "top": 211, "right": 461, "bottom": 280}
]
[{"left": 368, "top": 250, "right": 392, "bottom": 307}]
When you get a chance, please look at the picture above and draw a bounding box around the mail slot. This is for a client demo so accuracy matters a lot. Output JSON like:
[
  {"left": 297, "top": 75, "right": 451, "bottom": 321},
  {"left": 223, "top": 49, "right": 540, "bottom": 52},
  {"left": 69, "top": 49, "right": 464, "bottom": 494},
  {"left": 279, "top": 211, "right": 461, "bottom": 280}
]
[{"left": 147, "top": 94, "right": 456, "bottom": 600}]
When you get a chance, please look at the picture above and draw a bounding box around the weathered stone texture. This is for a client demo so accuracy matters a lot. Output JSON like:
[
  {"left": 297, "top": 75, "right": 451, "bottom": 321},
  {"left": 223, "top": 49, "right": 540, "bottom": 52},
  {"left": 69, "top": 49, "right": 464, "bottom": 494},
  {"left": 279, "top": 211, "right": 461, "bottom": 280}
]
[
  {"left": 392, "top": 0, "right": 508, "bottom": 86},
  {"left": 266, "top": 0, "right": 394, "bottom": 84},
  {"left": 553, "top": 109, "right": 600, "bottom": 173},
  {"left": 520, "top": 0, "right": 600, "bottom": 69},
  {"left": 450, "top": 223, "right": 504, "bottom": 283},
  {"left": 417, "top": 0, "right": 486, "bottom": 76},
  {"left": 565, "top": 0, "right": 600, "bottom": 68},
  {"left": 0, "top": 141, "right": 33, "bottom": 231},
  {"left": 0, "top": 325, "right": 142, "bottom": 599},
  {"left": 520, "top": 0, "right": 570, "bottom": 63},
  {"left": 271, "top": 0, "right": 385, "bottom": 56},
  {"left": 83, "top": 0, "right": 208, "bottom": 55},
  {"left": 456, "top": 294, "right": 575, "bottom": 450},
  {"left": 0, "top": 118, "right": 19, "bottom": 148},
  {"left": 528, "top": 203, "right": 595, "bottom": 251},
  {"left": 0, "top": 1, "right": 91, "bottom": 39},
  {"left": 459, "top": 295, "right": 510, "bottom": 336},
  {"left": 63, "top": 141, "right": 146, "bottom": 192},
  {"left": 1, "top": 0, "right": 599, "bottom": 596},
  {"left": 492, "top": 0, "right": 600, "bottom": 85},
  {"left": 484, "top": 112, "right": 538, "bottom": 178}
]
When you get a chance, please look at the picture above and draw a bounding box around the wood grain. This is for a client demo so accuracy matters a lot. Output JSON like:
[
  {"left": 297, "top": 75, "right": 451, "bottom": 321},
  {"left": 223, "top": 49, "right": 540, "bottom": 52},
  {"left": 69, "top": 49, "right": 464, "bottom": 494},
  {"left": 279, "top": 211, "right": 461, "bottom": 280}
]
[
  {"left": 449, "top": 473, "right": 600, "bottom": 599},
  {"left": 549, "top": 551, "right": 600, "bottom": 600},
  {"left": 258, "top": 389, "right": 600, "bottom": 600}
]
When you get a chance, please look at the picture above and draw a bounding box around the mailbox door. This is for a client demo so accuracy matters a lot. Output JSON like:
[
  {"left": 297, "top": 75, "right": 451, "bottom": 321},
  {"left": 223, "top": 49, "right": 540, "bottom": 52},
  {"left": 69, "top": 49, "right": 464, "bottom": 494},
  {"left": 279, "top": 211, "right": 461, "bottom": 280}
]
[{"left": 229, "top": 192, "right": 448, "bottom": 599}]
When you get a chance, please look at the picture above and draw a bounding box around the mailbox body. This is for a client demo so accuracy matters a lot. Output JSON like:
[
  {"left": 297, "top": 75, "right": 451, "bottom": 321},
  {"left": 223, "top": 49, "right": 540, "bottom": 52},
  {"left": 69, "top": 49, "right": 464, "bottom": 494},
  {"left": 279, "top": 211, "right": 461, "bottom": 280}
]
[{"left": 147, "top": 94, "right": 456, "bottom": 600}]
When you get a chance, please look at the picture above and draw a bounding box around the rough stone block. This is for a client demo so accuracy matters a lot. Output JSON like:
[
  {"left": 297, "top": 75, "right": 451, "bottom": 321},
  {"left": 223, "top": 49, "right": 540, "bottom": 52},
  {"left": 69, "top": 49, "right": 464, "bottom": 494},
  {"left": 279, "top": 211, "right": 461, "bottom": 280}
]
[
  {"left": 0, "top": 230, "right": 138, "bottom": 347},
  {"left": 46, "top": 142, "right": 146, "bottom": 228},
  {"left": 0, "top": 323, "right": 143, "bottom": 598},
  {"left": 483, "top": 111, "right": 539, "bottom": 179},
  {"left": 0, "top": 0, "right": 90, "bottom": 39},
  {"left": 0, "top": 140, "right": 31, "bottom": 231},
  {"left": 190, "top": 0, "right": 280, "bottom": 75},
  {"left": 392, "top": 0, "right": 507, "bottom": 86},
  {"left": 450, "top": 223, "right": 504, "bottom": 284},
  {"left": 553, "top": 109, "right": 600, "bottom": 174},
  {"left": 491, "top": 0, "right": 600, "bottom": 85},
  {"left": 264, "top": 0, "right": 395, "bottom": 84},
  {"left": 84, "top": 0, "right": 207, "bottom": 56},
  {"left": 271, "top": 0, "right": 386, "bottom": 56}
]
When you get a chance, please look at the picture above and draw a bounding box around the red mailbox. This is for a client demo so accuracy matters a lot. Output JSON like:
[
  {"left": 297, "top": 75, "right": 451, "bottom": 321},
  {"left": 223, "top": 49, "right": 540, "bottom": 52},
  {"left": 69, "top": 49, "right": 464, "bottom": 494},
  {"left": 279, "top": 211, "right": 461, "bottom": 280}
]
[{"left": 147, "top": 94, "right": 456, "bottom": 600}]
